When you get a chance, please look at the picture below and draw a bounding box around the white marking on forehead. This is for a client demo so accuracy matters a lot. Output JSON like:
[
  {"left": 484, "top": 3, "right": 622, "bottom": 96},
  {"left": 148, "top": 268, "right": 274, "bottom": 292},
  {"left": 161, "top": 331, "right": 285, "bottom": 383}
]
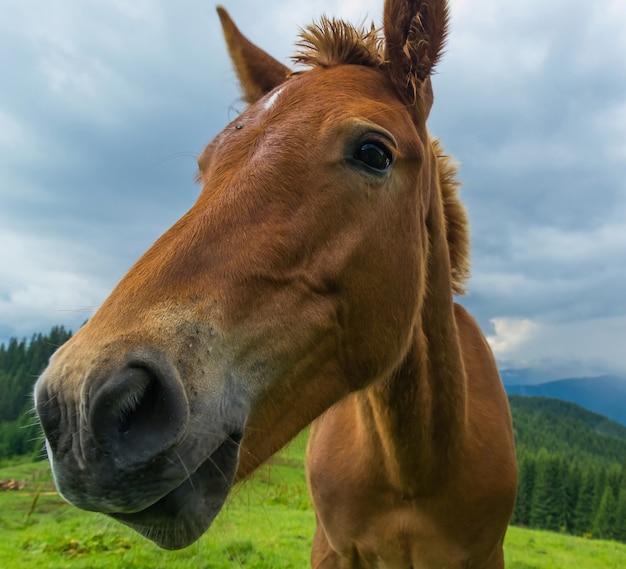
[{"left": 264, "top": 87, "right": 284, "bottom": 111}]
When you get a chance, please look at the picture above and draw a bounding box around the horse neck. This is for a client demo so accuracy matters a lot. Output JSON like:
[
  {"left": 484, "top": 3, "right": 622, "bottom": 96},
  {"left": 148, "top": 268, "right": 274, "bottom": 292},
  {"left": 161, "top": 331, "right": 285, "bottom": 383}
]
[
  {"left": 363, "top": 314, "right": 466, "bottom": 496},
  {"left": 362, "top": 155, "right": 467, "bottom": 495}
]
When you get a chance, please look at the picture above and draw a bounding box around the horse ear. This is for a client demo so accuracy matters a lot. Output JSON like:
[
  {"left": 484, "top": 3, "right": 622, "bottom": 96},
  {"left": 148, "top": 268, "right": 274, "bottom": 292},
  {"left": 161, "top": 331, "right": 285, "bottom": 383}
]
[
  {"left": 217, "top": 7, "right": 292, "bottom": 105},
  {"left": 383, "top": 0, "right": 449, "bottom": 110}
]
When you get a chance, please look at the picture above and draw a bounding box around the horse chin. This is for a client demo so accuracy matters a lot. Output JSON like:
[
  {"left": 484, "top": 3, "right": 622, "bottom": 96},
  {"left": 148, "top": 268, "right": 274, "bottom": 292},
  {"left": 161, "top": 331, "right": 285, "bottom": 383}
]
[{"left": 110, "top": 435, "right": 241, "bottom": 550}]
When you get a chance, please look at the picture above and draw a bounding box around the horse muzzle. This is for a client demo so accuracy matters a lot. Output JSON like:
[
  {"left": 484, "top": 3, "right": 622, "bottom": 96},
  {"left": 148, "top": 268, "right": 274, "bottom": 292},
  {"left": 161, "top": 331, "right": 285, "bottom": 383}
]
[{"left": 34, "top": 345, "right": 245, "bottom": 549}]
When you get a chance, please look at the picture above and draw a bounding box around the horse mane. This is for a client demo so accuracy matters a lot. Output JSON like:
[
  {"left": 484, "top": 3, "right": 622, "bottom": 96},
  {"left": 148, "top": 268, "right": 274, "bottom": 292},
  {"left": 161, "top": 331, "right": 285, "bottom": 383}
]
[{"left": 433, "top": 139, "right": 471, "bottom": 296}]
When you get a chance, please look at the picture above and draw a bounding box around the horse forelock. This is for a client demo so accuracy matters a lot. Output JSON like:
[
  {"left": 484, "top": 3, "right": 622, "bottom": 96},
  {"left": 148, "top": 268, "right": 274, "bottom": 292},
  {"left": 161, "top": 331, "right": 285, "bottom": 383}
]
[{"left": 292, "top": 17, "right": 384, "bottom": 69}]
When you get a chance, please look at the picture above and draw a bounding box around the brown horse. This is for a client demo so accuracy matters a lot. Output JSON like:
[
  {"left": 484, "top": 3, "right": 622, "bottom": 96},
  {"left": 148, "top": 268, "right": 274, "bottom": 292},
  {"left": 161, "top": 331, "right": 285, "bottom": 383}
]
[{"left": 34, "top": 0, "right": 517, "bottom": 566}]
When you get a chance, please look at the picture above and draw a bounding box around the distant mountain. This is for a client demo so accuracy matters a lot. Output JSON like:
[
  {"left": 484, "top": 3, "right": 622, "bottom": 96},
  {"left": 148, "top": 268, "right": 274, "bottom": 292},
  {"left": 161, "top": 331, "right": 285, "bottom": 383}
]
[
  {"left": 500, "top": 367, "right": 545, "bottom": 385},
  {"left": 499, "top": 364, "right": 614, "bottom": 385},
  {"left": 505, "top": 375, "right": 626, "bottom": 427},
  {"left": 508, "top": 395, "right": 626, "bottom": 464}
]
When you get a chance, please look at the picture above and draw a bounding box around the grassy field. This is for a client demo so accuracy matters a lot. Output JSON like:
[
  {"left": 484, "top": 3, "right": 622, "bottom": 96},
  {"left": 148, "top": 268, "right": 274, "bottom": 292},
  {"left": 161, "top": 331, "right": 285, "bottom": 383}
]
[{"left": 0, "top": 435, "right": 624, "bottom": 568}]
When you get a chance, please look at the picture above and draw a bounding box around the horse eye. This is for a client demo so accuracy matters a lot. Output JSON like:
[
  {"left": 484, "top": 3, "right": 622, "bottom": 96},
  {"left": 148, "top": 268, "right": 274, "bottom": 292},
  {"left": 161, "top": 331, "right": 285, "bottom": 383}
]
[{"left": 354, "top": 142, "right": 393, "bottom": 173}]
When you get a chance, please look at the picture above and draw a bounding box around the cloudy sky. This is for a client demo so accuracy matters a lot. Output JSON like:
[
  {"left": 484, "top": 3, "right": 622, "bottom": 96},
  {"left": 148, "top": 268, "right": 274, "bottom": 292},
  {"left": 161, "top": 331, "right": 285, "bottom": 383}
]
[{"left": 1, "top": 0, "right": 625, "bottom": 380}]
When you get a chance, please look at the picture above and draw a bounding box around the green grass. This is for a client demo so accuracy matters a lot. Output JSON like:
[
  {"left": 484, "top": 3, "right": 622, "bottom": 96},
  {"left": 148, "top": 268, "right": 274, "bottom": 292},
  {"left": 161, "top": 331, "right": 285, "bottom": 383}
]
[
  {"left": 504, "top": 526, "right": 626, "bottom": 569},
  {"left": 0, "top": 433, "right": 624, "bottom": 568}
]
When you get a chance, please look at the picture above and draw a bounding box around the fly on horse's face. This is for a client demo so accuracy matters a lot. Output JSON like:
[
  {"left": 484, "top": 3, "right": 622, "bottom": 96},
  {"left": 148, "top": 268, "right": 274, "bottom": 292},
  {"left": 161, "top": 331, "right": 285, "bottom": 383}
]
[{"left": 34, "top": 2, "right": 515, "bottom": 564}]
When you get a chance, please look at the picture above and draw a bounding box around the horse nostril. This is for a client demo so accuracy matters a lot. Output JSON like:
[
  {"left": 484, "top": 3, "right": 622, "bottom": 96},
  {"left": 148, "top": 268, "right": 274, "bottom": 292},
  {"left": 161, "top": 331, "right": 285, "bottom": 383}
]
[
  {"left": 88, "top": 363, "right": 189, "bottom": 463},
  {"left": 35, "top": 383, "right": 63, "bottom": 454}
]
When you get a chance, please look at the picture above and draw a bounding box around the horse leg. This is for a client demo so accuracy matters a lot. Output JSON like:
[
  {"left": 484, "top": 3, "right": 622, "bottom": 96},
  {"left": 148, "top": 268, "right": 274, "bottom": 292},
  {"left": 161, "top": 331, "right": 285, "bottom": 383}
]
[
  {"left": 483, "top": 544, "right": 505, "bottom": 569},
  {"left": 311, "top": 520, "right": 349, "bottom": 569}
]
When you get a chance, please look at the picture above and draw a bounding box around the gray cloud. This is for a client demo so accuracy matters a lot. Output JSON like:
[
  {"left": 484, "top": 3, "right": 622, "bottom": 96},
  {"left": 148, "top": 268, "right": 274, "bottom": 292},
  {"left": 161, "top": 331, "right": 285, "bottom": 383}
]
[
  {"left": 1, "top": 0, "right": 625, "bottom": 376},
  {"left": 427, "top": 0, "right": 626, "bottom": 373}
]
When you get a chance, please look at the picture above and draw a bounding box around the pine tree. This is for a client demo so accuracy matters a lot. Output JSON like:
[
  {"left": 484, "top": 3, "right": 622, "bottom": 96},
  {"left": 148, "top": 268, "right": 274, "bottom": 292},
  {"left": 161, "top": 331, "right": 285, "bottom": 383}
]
[
  {"left": 563, "top": 458, "right": 581, "bottom": 533},
  {"left": 512, "top": 448, "right": 536, "bottom": 526},
  {"left": 614, "top": 481, "right": 626, "bottom": 543},
  {"left": 530, "top": 449, "right": 564, "bottom": 531},
  {"left": 0, "top": 326, "right": 72, "bottom": 460},
  {"left": 606, "top": 464, "right": 623, "bottom": 499},
  {"left": 594, "top": 485, "right": 617, "bottom": 540},
  {"left": 573, "top": 466, "right": 597, "bottom": 536},
  {"left": 593, "top": 468, "right": 608, "bottom": 512}
]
